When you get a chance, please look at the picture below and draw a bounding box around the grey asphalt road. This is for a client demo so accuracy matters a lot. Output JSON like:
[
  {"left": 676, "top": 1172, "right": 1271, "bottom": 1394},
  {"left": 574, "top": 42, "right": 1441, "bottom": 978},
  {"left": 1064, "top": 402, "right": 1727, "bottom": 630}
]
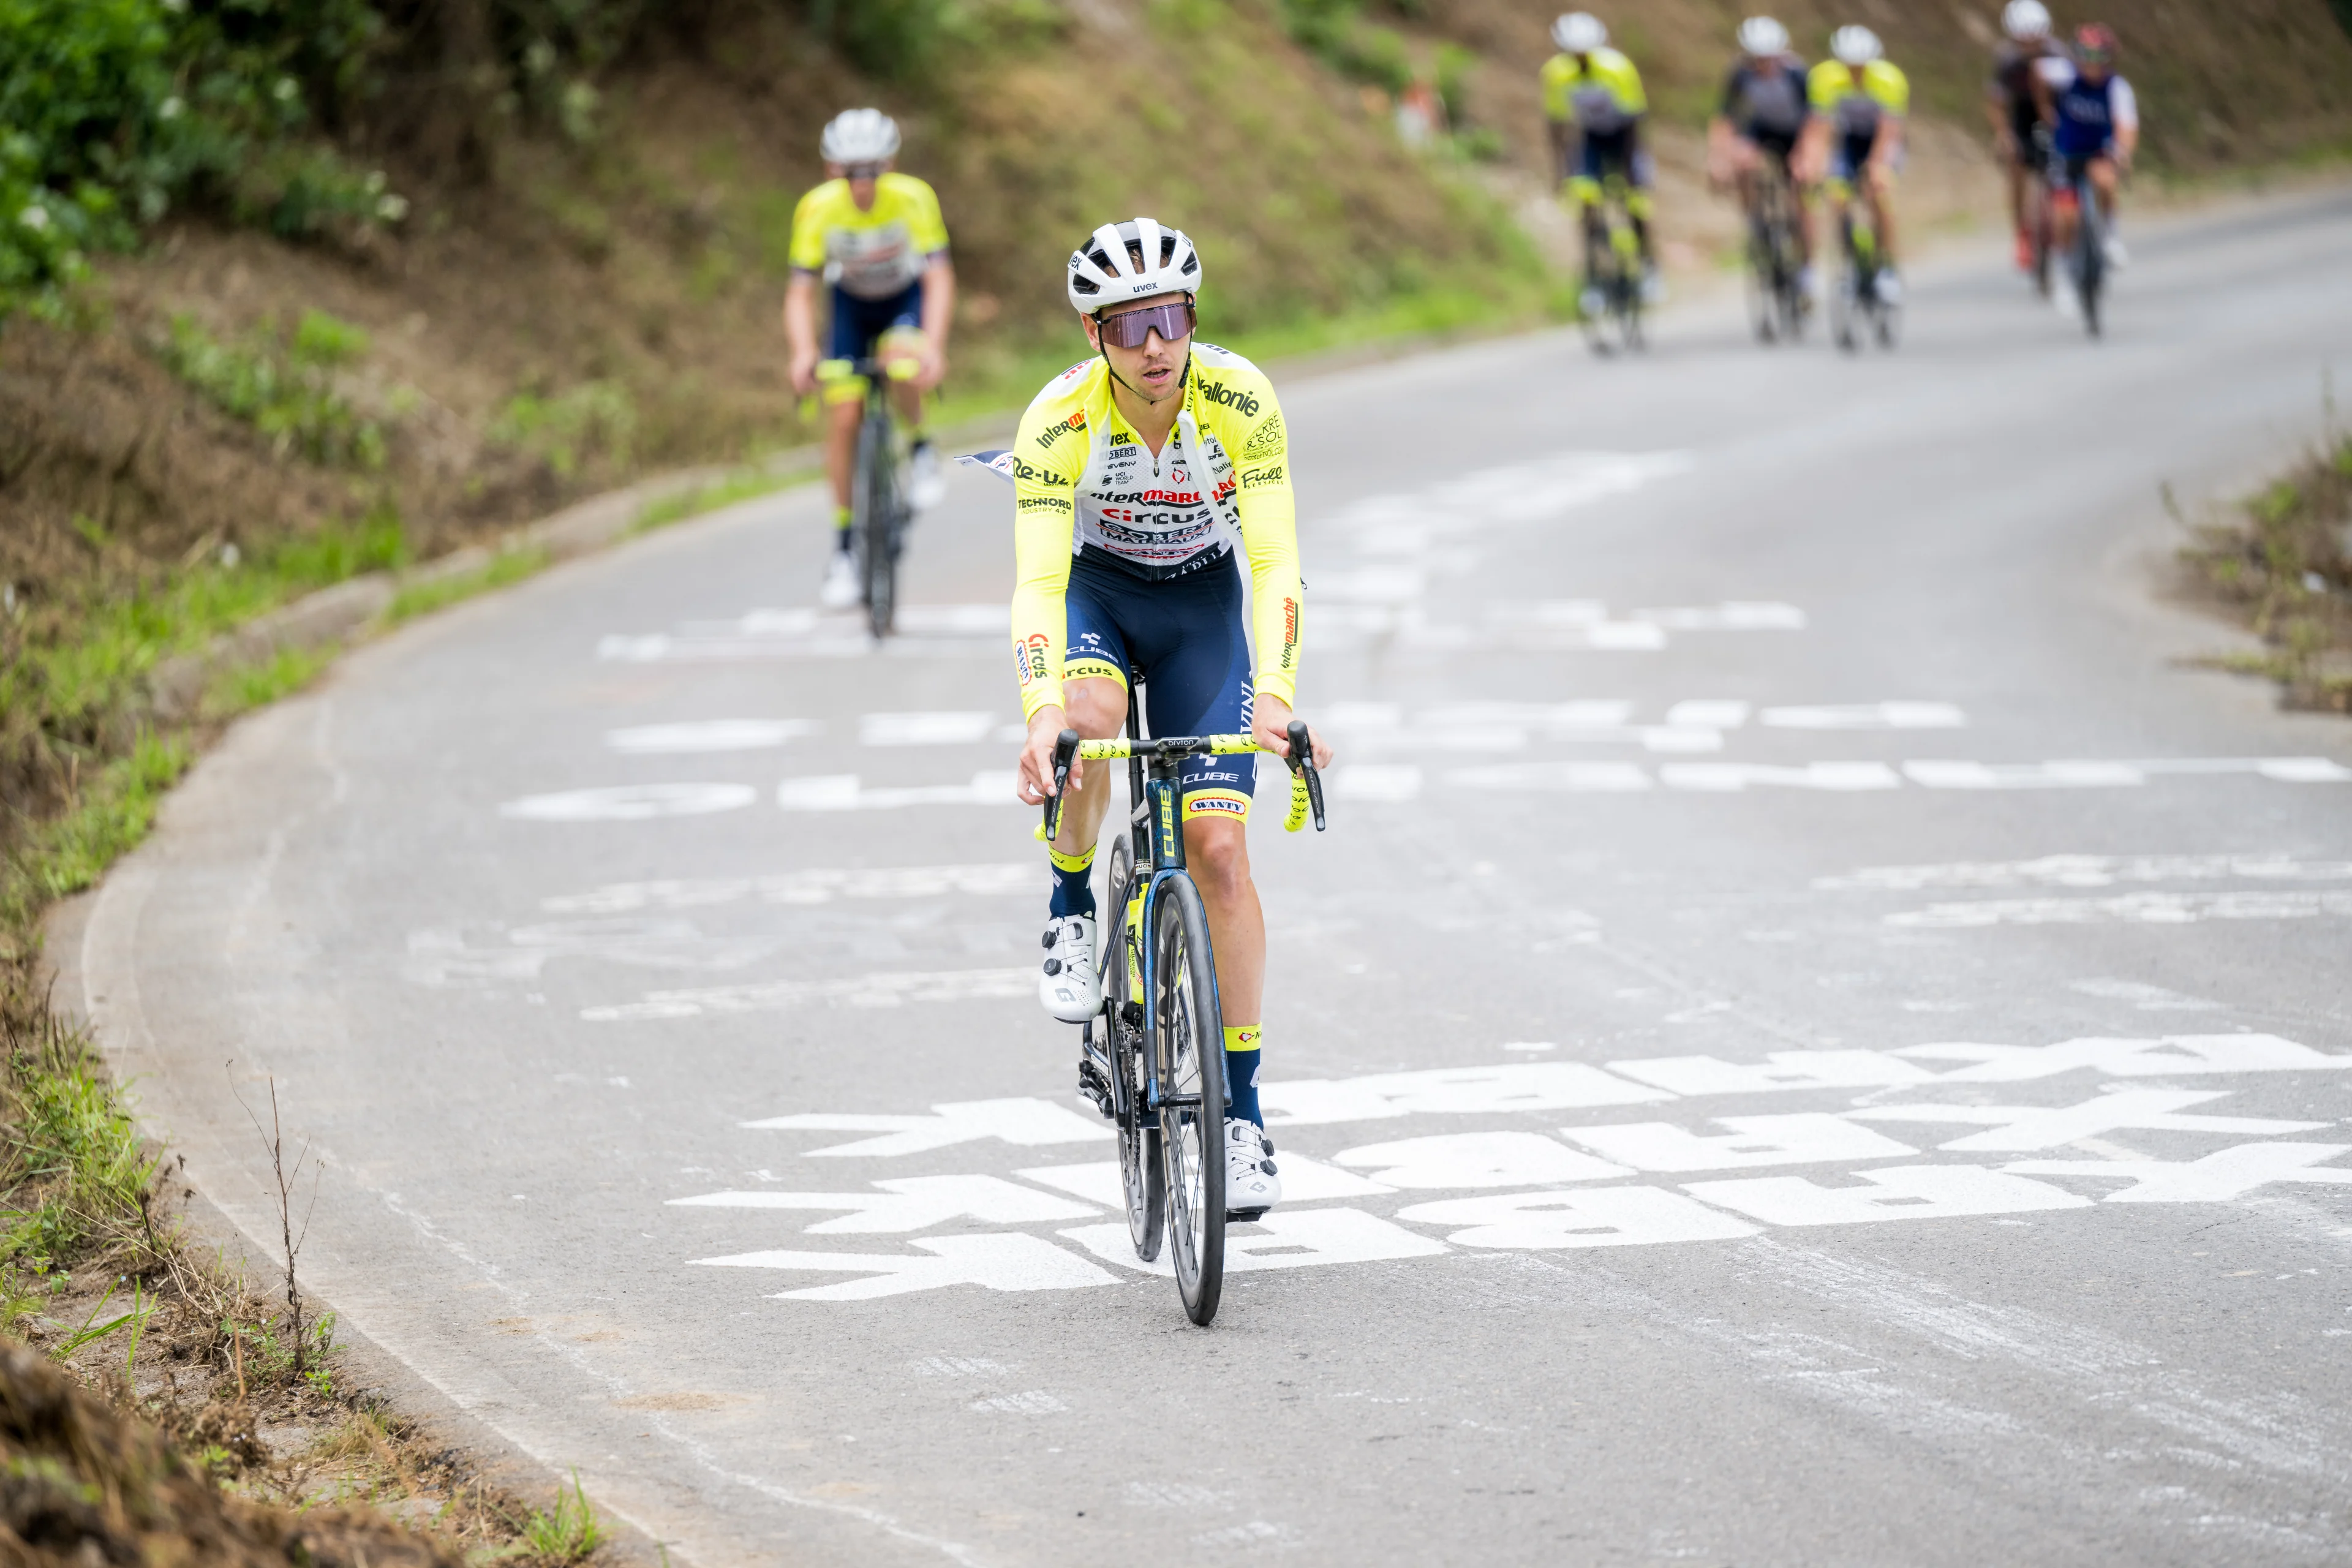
[{"left": 63, "top": 190, "right": 2352, "bottom": 1566}]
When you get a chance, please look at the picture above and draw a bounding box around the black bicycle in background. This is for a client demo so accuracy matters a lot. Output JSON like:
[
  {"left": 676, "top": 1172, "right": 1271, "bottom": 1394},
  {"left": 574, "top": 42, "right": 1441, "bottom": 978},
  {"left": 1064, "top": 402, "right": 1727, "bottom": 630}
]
[
  {"left": 1744, "top": 154, "right": 1807, "bottom": 345},
  {"left": 1575, "top": 170, "right": 1647, "bottom": 357},
  {"left": 1038, "top": 699, "right": 1326, "bottom": 1327},
  {"left": 2052, "top": 157, "right": 2109, "bottom": 339},
  {"left": 820, "top": 356, "right": 915, "bottom": 638}
]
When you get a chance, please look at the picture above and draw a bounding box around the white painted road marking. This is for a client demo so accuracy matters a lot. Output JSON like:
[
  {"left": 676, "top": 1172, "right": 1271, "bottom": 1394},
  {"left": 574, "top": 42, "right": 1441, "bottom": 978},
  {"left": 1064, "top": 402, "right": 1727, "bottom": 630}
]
[
  {"left": 1816, "top": 852, "right": 2352, "bottom": 891},
  {"left": 499, "top": 783, "right": 756, "bottom": 820},
  {"left": 1563, "top": 1113, "right": 1920, "bottom": 1172},
  {"left": 694, "top": 1233, "right": 1121, "bottom": 1299},
  {"left": 1332, "top": 1131, "right": 1630, "bottom": 1188},
  {"left": 777, "top": 773, "right": 1023, "bottom": 811},
  {"left": 579, "top": 967, "right": 1036, "bottom": 1020},
  {"left": 670, "top": 1175, "right": 1097, "bottom": 1232},
  {"left": 604, "top": 720, "right": 817, "bottom": 753},
  {"left": 1684, "top": 1166, "right": 2096, "bottom": 1226},
  {"left": 1887, "top": 890, "right": 2352, "bottom": 926},
  {"left": 540, "top": 863, "right": 1039, "bottom": 914},
  {"left": 745, "top": 1098, "right": 1109, "bottom": 1158},
  {"left": 2006, "top": 1144, "right": 2352, "bottom": 1202},
  {"left": 1398, "top": 1187, "right": 1762, "bottom": 1250},
  {"left": 1849, "top": 1090, "right": 2329, "bottom": 1152}
]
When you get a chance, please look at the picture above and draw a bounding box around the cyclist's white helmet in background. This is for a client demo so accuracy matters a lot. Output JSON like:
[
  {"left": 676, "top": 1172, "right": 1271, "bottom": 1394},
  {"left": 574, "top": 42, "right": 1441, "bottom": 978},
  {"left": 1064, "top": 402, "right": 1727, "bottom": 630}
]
[
  {"left": 1552, "top": 12, "right": 1608, "bottom": 52},
  {"left": 1830, "top": 24, "right": 1883, "bottom": 64},
  {"left": 1738, "top": 16, "right": 1790, "bottom": 56},
  {"left": 1067, "top": 217, "right": 1203, "bottom": 315},
  {"left": 820, "top": 108, "right": 900, "bottom": 164},
  {"left": 2002, "top": 0, "right": 2051, "bottom": 40}
]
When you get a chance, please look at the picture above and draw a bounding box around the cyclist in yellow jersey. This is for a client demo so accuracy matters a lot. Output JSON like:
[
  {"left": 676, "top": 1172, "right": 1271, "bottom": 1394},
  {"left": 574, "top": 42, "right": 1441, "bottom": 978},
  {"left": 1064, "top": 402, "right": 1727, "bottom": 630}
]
[
  {"left": 1800, "top": 26, "right": 1909, "bottom": 303},
  {"left": 1541, "top": 12, "right": 1664, "bottom": 304},
  {"left": 1007, "top": 217, "right": 1331, "bottom": 1216},
  {"left": 783, "top": 109, "right": 956, "bottom": 609}
]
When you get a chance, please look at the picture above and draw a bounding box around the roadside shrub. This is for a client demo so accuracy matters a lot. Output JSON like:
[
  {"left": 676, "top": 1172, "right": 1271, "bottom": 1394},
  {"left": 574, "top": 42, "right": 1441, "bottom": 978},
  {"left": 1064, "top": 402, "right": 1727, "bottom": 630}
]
[{"left": 155, "top": 311, "right": 388, "bottom": 469}]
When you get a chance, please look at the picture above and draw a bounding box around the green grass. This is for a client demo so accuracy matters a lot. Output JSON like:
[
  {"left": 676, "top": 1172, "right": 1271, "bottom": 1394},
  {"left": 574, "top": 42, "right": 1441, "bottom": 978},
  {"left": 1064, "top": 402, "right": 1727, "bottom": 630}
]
[
  {"left": 2181, "top": 429, "right": 2352, "bottom": 712},
  {"left": 1, "top": 732, "right": 193, "bottom": 936},
  {"left": 203, "top": 642, "right": 339, "bottom": 719},
  {"left": 382, "top": 545, "right": 551, "bottom": 626},
  {"left": 519, "top": 1471, "right": 606, "bottom": 1563}
]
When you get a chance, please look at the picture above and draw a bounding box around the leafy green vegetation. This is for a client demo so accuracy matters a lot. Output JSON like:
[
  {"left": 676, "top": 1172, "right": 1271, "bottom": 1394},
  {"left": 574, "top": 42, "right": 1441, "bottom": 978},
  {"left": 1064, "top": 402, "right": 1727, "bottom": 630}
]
[
  {"left": 2182, "top": 432, "right": 2352, "bottom": 712},
  {"left": 633, "top": 466, "right": 820, "bottom": 534},
  {"left": 0, "top": 0, "right": 402, "bottom": 314},
  {"left": 490, "top": 382, "right": 636, "bottom": 479},
  {"left": 154, "top": 309, "right": 388, "bottom": 468}
]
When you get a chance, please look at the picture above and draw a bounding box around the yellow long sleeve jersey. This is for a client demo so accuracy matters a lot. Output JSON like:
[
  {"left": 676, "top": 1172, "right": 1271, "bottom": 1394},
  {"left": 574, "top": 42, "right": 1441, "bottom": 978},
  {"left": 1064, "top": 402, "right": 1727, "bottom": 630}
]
[{"left": 1009, "top": 346, "right": 1302, "bottom": 721}]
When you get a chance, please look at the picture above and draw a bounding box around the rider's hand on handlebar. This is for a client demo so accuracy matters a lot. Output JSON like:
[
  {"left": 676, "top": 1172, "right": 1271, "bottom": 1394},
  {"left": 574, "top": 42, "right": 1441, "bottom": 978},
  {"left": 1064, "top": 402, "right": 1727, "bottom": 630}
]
[
  {"left": 788, "top": 349, "right": 819, "bottom": 398},
  {"left": 1017, "top": 706, "right": 1077, "bottom": 805},
  {"left": 1253, "top": 695, "right": 1332, "bottom": 771}
]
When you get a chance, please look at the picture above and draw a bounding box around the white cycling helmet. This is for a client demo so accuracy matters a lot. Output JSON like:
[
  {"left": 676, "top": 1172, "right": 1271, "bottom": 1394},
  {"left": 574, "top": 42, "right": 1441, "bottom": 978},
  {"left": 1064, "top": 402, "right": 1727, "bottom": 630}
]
[
  {"left": 820, "top": 108, "right": 900, "bottom": 165},
  {"left": 1829, "top": 24, "right": 1883, "bottom": 64},
  {"left": 1737, "top": 15, "right": 1790, "bottom": 56},
  {"left": 2002, "top": 0, "right": 2051, "bottom": 40},
  {"left": 1551, "top": 12, "right": 1608, "bottom": 52},
  {"left": 1066, "top": 217, "right": 1202, "bottom": 315}
]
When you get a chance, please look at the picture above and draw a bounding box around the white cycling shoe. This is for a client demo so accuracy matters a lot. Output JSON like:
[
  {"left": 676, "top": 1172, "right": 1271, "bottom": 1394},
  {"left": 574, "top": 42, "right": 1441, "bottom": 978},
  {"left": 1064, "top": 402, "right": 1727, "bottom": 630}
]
[
  {"left": 819, "top": 552, "right": 859, "bottom": 609},
  {"left": 908, "top": 440, "right": 946, "bottom": 511},
  {"left": 1226, "top": 1118, "right": 1281, "bottom": 1219},
  {"left": 2102, "top": 234, "right": 2130, "bottom": 270},
  {"left": 1038, "top": 914, "right": 1100, "bottom": 1023}
]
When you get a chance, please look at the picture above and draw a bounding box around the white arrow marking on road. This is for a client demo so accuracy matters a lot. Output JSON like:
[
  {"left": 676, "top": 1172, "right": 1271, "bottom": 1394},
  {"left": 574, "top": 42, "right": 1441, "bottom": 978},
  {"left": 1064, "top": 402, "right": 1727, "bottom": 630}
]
[
  {"left": 1017, "top": 1156, "right": 1393, "bottom": 1205},
  {"left": 745, "top": 1097, "right": 1111, "bottom": 1157},
  {"left": 693, "top": 1232, "right": 1121, "bottom": 1299},
  {"left": 669, "top": 1175, "right": 1097, "bottom": 1232},
  {"left": 1894, "top": 1034, "right": 2352, "bottom": 1080},
  {"left": 498, "top": 783, "right": 756, "bottom": 820},
  {"left": 1684, "top": 1166, "right": 2094, "bottom": 1226},
  {"left": 579, "top": 966, "right": 1033, "bottom": 1020},
  {"left": 1061, "top": 1208, "right": 1446, "bottom": 1276},
  {"left": 2005, "top": 1143, "right": 2352, "bottom": 1202},
  {"left": 1263, "top": 1063, "right": 1671, "bottom": 1126},
  {"left": 1563, "top": 1113, "right": 1920, "bottom": 1172},
  {"left": 1848, "top": 1090, "right": 2329, "bottom": 1153},
  {"left": 1398, "top": 1186, "right": 1763, "bottom": 1249},
  {"left": 1332, "top": 1131, "right": 1629, "bottom": 1188},
  {"left": 1608, "top": 1050, "right": 1935, "bottom": 1096}
]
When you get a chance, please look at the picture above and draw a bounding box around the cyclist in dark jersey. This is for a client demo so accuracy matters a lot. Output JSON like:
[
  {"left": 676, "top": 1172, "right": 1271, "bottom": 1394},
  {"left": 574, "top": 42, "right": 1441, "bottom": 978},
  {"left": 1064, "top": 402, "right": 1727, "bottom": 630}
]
[
  {"left": 2049, "top": 24, "right": 2139, "bottom": 277},
  {"left": 1986, "top": 0, "right": 2068, "bottom": 273},
  {"left": 1708, "top": 16, "right": 1815, "bottom": 299}
]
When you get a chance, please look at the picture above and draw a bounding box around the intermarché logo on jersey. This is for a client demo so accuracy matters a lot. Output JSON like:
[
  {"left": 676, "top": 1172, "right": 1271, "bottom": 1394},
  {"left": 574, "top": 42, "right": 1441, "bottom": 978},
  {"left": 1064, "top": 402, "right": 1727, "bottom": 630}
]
[
  {"left": 1034, "top": 410, "right": 1088, "bottom": 449},
  {"left": 1194, "top": 379, "right": 1261, "bottom": 418}
]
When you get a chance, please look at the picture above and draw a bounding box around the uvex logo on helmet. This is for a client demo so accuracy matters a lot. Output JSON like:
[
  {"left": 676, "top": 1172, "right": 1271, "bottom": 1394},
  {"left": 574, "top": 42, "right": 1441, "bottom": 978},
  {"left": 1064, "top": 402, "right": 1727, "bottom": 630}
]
[{"left": 1195, "top": 379, "right": 1261, "bottom": 417}]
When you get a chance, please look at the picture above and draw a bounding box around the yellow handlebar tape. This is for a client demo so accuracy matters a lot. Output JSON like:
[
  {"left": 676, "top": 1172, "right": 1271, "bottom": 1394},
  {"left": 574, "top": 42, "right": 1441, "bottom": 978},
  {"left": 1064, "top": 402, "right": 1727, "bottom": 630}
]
[{"left": 1035, "top": 738, "right": 1316, "bottom": 836}]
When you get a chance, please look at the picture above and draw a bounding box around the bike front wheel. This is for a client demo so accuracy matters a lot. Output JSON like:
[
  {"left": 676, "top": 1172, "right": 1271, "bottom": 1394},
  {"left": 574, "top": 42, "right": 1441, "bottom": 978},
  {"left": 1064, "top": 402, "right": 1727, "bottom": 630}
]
[
  {"left": 1153, "top": 874, "right": 1226, "bottom": 1326},
  {"left": 1102, "top": 837, "right": 1164, "bottom": 1261},
  {"left": 853, "top": 412, "right": 902, "bottom": 637}
]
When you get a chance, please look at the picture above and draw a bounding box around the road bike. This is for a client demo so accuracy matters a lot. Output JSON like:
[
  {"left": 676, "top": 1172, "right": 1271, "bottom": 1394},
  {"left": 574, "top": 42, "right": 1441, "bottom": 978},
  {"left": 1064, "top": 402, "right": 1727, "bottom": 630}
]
[
  {"left": 1826, "top": 174, "right": 1899, "bottom": 353},
  {"left": 819, "top": 356, "right": 917, "bottom": 638},
  {"left": 1574, "top": 171, "right": 1646, "bottom": 357},
  {"left": 2051, "top": 157, "right": 2108, "bottom": 339},
  {"left": 1743, "top": 154, "right": 1807, "bottom": 345},
  {"left": 1039, "top": 701, "right": 1327, "bottom": 1327}
]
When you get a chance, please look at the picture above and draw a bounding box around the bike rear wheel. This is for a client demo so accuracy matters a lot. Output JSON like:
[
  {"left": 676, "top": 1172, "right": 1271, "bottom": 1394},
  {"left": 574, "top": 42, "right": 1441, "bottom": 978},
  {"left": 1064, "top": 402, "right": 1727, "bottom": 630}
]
[
  {"left": 1102, "top": 837, "right": 1164, "bottom": 1261},
  {"left": 853, "top": 411, "right": 902, "bottom": 638},
  {"left": 2075, "top": 197, "right": 2105, "bottom": 339},
  {"left": 1153, "top": 875, "right": 1226, "bottom": 1325}
]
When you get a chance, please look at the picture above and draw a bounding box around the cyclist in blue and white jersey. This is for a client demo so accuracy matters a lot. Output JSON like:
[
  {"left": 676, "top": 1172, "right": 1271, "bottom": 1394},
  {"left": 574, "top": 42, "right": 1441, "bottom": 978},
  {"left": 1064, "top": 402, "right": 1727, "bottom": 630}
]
[{"left": 2049, "top": 24, "right": 2139, "bottom": 273}]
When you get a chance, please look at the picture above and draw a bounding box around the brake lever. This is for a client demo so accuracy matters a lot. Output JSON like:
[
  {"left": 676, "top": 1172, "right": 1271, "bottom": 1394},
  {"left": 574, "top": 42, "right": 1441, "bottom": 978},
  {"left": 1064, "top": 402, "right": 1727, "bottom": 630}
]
[
  {"left": 1284, "top": 717, "right": 1327, "bottom": 833},
  {"left": 1036, "top": 728, "right": 1082, "bottom": 843}
]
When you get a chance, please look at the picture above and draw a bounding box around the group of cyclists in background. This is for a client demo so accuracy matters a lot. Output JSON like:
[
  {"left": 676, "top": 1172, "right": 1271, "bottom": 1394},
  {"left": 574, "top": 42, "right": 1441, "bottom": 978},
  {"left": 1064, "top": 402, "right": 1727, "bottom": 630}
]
[{"left": 1543, "top": 2, "right": 2141, "bottom": 334}]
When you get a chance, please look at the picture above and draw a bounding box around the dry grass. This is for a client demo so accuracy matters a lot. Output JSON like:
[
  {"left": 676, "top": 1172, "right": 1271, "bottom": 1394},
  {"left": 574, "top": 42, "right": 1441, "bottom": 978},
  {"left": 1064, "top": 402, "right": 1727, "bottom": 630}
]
[{"left": 2179, "top": 431, "right": 2352, "bottom": 712}]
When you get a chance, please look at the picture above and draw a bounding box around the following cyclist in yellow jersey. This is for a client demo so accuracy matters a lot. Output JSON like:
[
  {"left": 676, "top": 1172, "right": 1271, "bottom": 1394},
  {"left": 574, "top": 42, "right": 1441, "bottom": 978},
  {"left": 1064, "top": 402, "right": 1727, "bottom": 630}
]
[
  {"left": 1007, "top": 345, "right": 1300, "bottom": 725},
  {"left": 1539, "top": 14, "right": 1662, "bottom": 298},
  {"left": 786, "top": 171, "right": 950, "bottom": 300},
  {"left": 782, "top": 110, "right": 956, "bottom": 608},
  {"left": 1800, "top": 28, "right": 1907, "bottom": 295}
]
